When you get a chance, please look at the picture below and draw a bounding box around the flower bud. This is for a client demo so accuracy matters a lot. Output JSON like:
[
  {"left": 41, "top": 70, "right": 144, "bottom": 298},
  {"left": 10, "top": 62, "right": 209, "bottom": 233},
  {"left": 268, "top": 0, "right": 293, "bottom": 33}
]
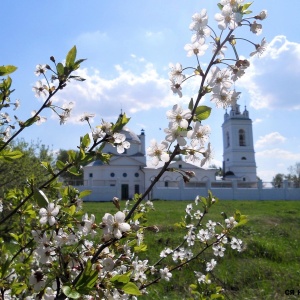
[
  {"left": 255, "top": 10, "right": 267, "bottom": 20},
  {"left": 146, "top": 225, "right": 160, "bottom": 233},
  {"left": 112, "top": 197, "right": 120, "bottom": 210}
]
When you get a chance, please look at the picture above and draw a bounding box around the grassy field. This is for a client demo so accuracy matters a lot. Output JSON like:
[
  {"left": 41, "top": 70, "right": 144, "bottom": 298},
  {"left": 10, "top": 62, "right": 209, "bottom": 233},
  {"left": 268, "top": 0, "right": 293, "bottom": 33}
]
[{"left": 83, "top": 200, "right": 300, "bottom": 299}]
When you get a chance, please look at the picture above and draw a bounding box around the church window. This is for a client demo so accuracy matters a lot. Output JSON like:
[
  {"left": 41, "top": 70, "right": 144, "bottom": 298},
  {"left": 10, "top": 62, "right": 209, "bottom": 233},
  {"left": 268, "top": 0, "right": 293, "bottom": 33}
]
[
  {"left": 123, "top": 173, "right": 127, "bottom": 177},
  {"left": 135, "top": 184, "right": 140, "bottom": 194},
  {"left": 110, "top": 172, "right": 115, "bottom": 177},
  {"left": 241, "top": 157, "right": 247, "bottom": 160},
  {"left": 226, "top": 131, "right": 230, "bottom": 148},
  {"left": 164, "top": 181, "right": 169, "bottom": 187},
  {"left": 135, "top": 172, "right": 139, "bottom": 177},
  {"left": 89, "top": 173, "right": 93, "bottom": 178},
  {"left": 239, "top": 129, "right": 246, "bottom": 146},
  {"left": 179, "top": 164, "right": 182, "bottom": 169}
]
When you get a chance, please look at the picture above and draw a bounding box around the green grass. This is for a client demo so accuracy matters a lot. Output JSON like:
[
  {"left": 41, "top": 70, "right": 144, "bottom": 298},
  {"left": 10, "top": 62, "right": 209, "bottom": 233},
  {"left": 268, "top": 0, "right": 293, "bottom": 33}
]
[{"left": 84, "top": 200, "right": 300, "bottom": 299}]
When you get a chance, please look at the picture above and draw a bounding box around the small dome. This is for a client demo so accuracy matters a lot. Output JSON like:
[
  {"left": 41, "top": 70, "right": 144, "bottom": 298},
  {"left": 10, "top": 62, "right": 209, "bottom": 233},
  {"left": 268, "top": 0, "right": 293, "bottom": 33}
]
[{"left": 121, "top": 127, "right": 141, "bottom": 144}]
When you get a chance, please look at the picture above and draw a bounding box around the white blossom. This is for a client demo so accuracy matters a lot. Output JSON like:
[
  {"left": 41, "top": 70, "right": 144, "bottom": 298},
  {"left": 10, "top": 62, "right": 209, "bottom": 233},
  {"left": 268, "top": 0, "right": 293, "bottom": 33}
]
[
  {"left": 160, "top": 247, "right": 173, "bottom": 258},
  {"left": 212, "top": 243, "right": 226, "bottom": 257},
  {"left": 187, "top": 122, "right": 210, "bottom": 146},
  {"left": 168, "top": 63, "right": 185, "bottom": 84},
  {"left": 147, "top": 139, "right": 170, "bottom": 166},
  {"left": 166, "top": 104, "right": 191, "bottom": 129},
  {"left": 103, "top": 257, "right": 115, "bottom": 271},
  {"left": 189, "top": 9, "right": 208, "bottom": 31},
  {"left": 79, "top": 112, "right": 95, "bottom": 122},
  {"left": 35, "top": 64, "right": 47, "bottom": 76},
  {"left": 184, "top": 42, "right": 208, "bottom": 57},
  {"left": 31, "top": 110, "right": 47, "bottom": 125},
  {"left": 164, "top": 126, "right": 187, "bottom": 146},
  {"left": 215, "top": 5, "right": 243, "bottom": 30},
  {"left": 102, "top": 211, "right": 131, "bottom": 240},
  {"left": 225, "top": 216, "right": 238, "bottom": 228},
  {"left": 160, "top": 267, "right": 172, "bottom": 281},
  {"left": 39, "top": 203, "right": 60, "bottom": 226},
  {"left": 170, "top": 79, "right": 183, "bottom": 98},
  {"left": 113, "top": 133, "right": 130, "bottom": 154},
  {"left": 230, "top": 237, "right": 243, "bottom": 251},
  {"left": 29, "top": 270, "right": 46, "bottom": 291},
  {"left": 250, "top": 37, "right": 267, "bottom": 56},
  {"left": 250, "top": 21, "right": 263, "bottom": 35},
  {"left": 206, "top": 258, "right": 217, "bottom": 272},
  {"left": 32, "top": 80, "right": 48, "bottom": 97}
]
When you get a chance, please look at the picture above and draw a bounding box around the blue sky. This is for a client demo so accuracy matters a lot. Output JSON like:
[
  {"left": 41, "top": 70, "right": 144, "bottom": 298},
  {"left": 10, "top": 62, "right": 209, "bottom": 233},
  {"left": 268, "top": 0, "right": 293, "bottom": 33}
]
[{"left": 2, "top": 0, "right": 300, "bottom": 182}]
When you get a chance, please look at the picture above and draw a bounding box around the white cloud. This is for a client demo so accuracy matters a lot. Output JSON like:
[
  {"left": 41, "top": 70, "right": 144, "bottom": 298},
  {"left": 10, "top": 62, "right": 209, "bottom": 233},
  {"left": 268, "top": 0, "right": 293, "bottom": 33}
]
[
  {"left": 51, "top": 59, "right": 190, "bottom": 124},
  {"left": 256, "top": 148, "right": 300, "bottom": 161},
  {"left": 255, "top": 132, "right": 286, "bottom": 148},
  {"left": 253, "top": 118, "right": 263, "bottom": 125},
  {"left": 237, "top": 35, "right": 300, "bottom": 110}
]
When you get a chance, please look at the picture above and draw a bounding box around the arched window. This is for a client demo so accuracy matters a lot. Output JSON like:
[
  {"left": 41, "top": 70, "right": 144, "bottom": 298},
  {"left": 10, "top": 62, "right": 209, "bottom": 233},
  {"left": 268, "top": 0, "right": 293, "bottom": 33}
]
[
  {"left": 226, "top": 131, "right": 230, "bottom": 148},
  {"left": 241, "top": 157, "right": 247, "bottom": 160},
  {"left": 239, "top": 129, "right": 246, "bottom": 146}
]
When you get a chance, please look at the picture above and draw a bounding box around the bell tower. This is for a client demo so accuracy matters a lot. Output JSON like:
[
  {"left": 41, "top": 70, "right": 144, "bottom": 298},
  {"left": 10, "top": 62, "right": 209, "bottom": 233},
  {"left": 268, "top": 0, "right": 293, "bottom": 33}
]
[{"left": 222, "top": 103, "right": 257, "bottom": 182}]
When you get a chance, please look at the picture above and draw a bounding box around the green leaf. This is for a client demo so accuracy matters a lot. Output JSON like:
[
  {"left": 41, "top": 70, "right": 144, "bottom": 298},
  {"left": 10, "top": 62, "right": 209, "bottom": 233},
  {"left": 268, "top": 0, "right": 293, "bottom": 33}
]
[
  {"left": 68, "top": 166, "right": 81, "bottom": 176},
  {"left": 22, "top": 116, "right": 37, "bottom": 127},
  {"left": 79, "top": 190, "right": 92, "bottom": 198},
  {"left": 96, "top": 152, "right": 112, "bottom": 164},
  {"left": 234, "top": 210, "right": 248, "bottom": 227},
  {"left": 56, "top": 160, "right": 66, "bottom": 170},
  {"left": 41, "top": 161, "right": 55, "bottom": 175},
  {"left": 174, "top": 221, "right": 186, "bottom": 228},
  {"left": 81, "top": 133, "right": 91, "bottom": 149},
  {"left": 73, "top": 58, "right": 87, "bottom": 71},
  {"left": 56, "top": 62, "right": 64, "bottom": 76},
  {"left": 217, "top": 3, "right": 224, "bottom": 10},
  {"left": 11, "top": 282, "right": 27, "bottom": 295},
  {"left": 122, "top": 282, "right": 142, "bottom": 296},
  {"left": 111, "top": 274, "right": 130, "bottom": 284},
  {"left": 66, "top": 205, "right": 76, "bottom": 216},
  {"left": 75, "top": 260, "right": 99, "bottom": 293},
  {"left": 68, "top": 150, "right": 76, "bottom": 162},
  {"left": 243, "top": 10, "right": 252, "bottom": 14},
  {"left": 0, "top": 65, "right": 17, "bottom": 76},
  {"left": 3, "top": 76, "right": 12, "bottom": 89},
  {"left": 195, "top": 105, "right": 211, "bottom": 121},
  {"left": 62, "top": 286, "right": 81, "bottom": 299},
  {"left": 9, "top": 233, "right": 21, "bottom": 243},
  {"left": 134, "top": 243, "right": 147, "bottom": 252},
  {"left": 0, "top": 149, "right": 23, "bottom": 161},
  {"left": 33, "top": 188, "right": 49, "bottom": 208},
  {"left": 66, "top": 46, "right": 77, "bottom": 68},
  {"left": 242, "top": 2, "right": 253, "bottom": 11},
  {"left": 113, "top": 112, "right": 130, "bottom": 132}
]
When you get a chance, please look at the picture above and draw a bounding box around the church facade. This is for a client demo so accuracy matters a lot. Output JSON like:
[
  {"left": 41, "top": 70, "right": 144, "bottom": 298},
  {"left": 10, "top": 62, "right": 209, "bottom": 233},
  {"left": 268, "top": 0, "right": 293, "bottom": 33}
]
[
  {"left": 82, "top": 128, "right": 216, "bottom": 201},
  {"left": 76, "top": 104, "right": 300, "bottom": 201},
  {"left": 80, "top": 105, "right": 258, "bottom": 201}
]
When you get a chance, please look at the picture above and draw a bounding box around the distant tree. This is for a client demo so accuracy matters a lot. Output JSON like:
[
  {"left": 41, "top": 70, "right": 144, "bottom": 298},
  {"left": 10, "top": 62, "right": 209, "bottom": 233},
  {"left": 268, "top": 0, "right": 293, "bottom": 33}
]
[
  {"left": 0, "top": 139, "right": 53, "bottom": 196},
  {"left": 272, "top": 173, "right": 284, "bottom": 188},
  {"left": 56, "top": 149, "right": 84, "bottom": 184},
  {"left": 286, "top": 162, "right": 300, "bottom": 187},
  {"left": 209, "top": 163, "right": 223, "bottom": 176}
]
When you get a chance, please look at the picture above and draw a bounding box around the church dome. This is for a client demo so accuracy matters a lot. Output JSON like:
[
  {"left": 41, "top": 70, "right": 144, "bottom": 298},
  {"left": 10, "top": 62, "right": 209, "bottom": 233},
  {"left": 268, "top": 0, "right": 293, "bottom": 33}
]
[{"left": 121, "top": 127, "right": 141, "bottom": 144}]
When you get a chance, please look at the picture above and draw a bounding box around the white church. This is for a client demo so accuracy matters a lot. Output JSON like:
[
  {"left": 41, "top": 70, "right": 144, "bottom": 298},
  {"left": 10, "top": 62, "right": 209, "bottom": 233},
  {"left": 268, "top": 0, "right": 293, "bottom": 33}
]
[{"left": 79, "top": 103, "right": 267, "bottom": 201}]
